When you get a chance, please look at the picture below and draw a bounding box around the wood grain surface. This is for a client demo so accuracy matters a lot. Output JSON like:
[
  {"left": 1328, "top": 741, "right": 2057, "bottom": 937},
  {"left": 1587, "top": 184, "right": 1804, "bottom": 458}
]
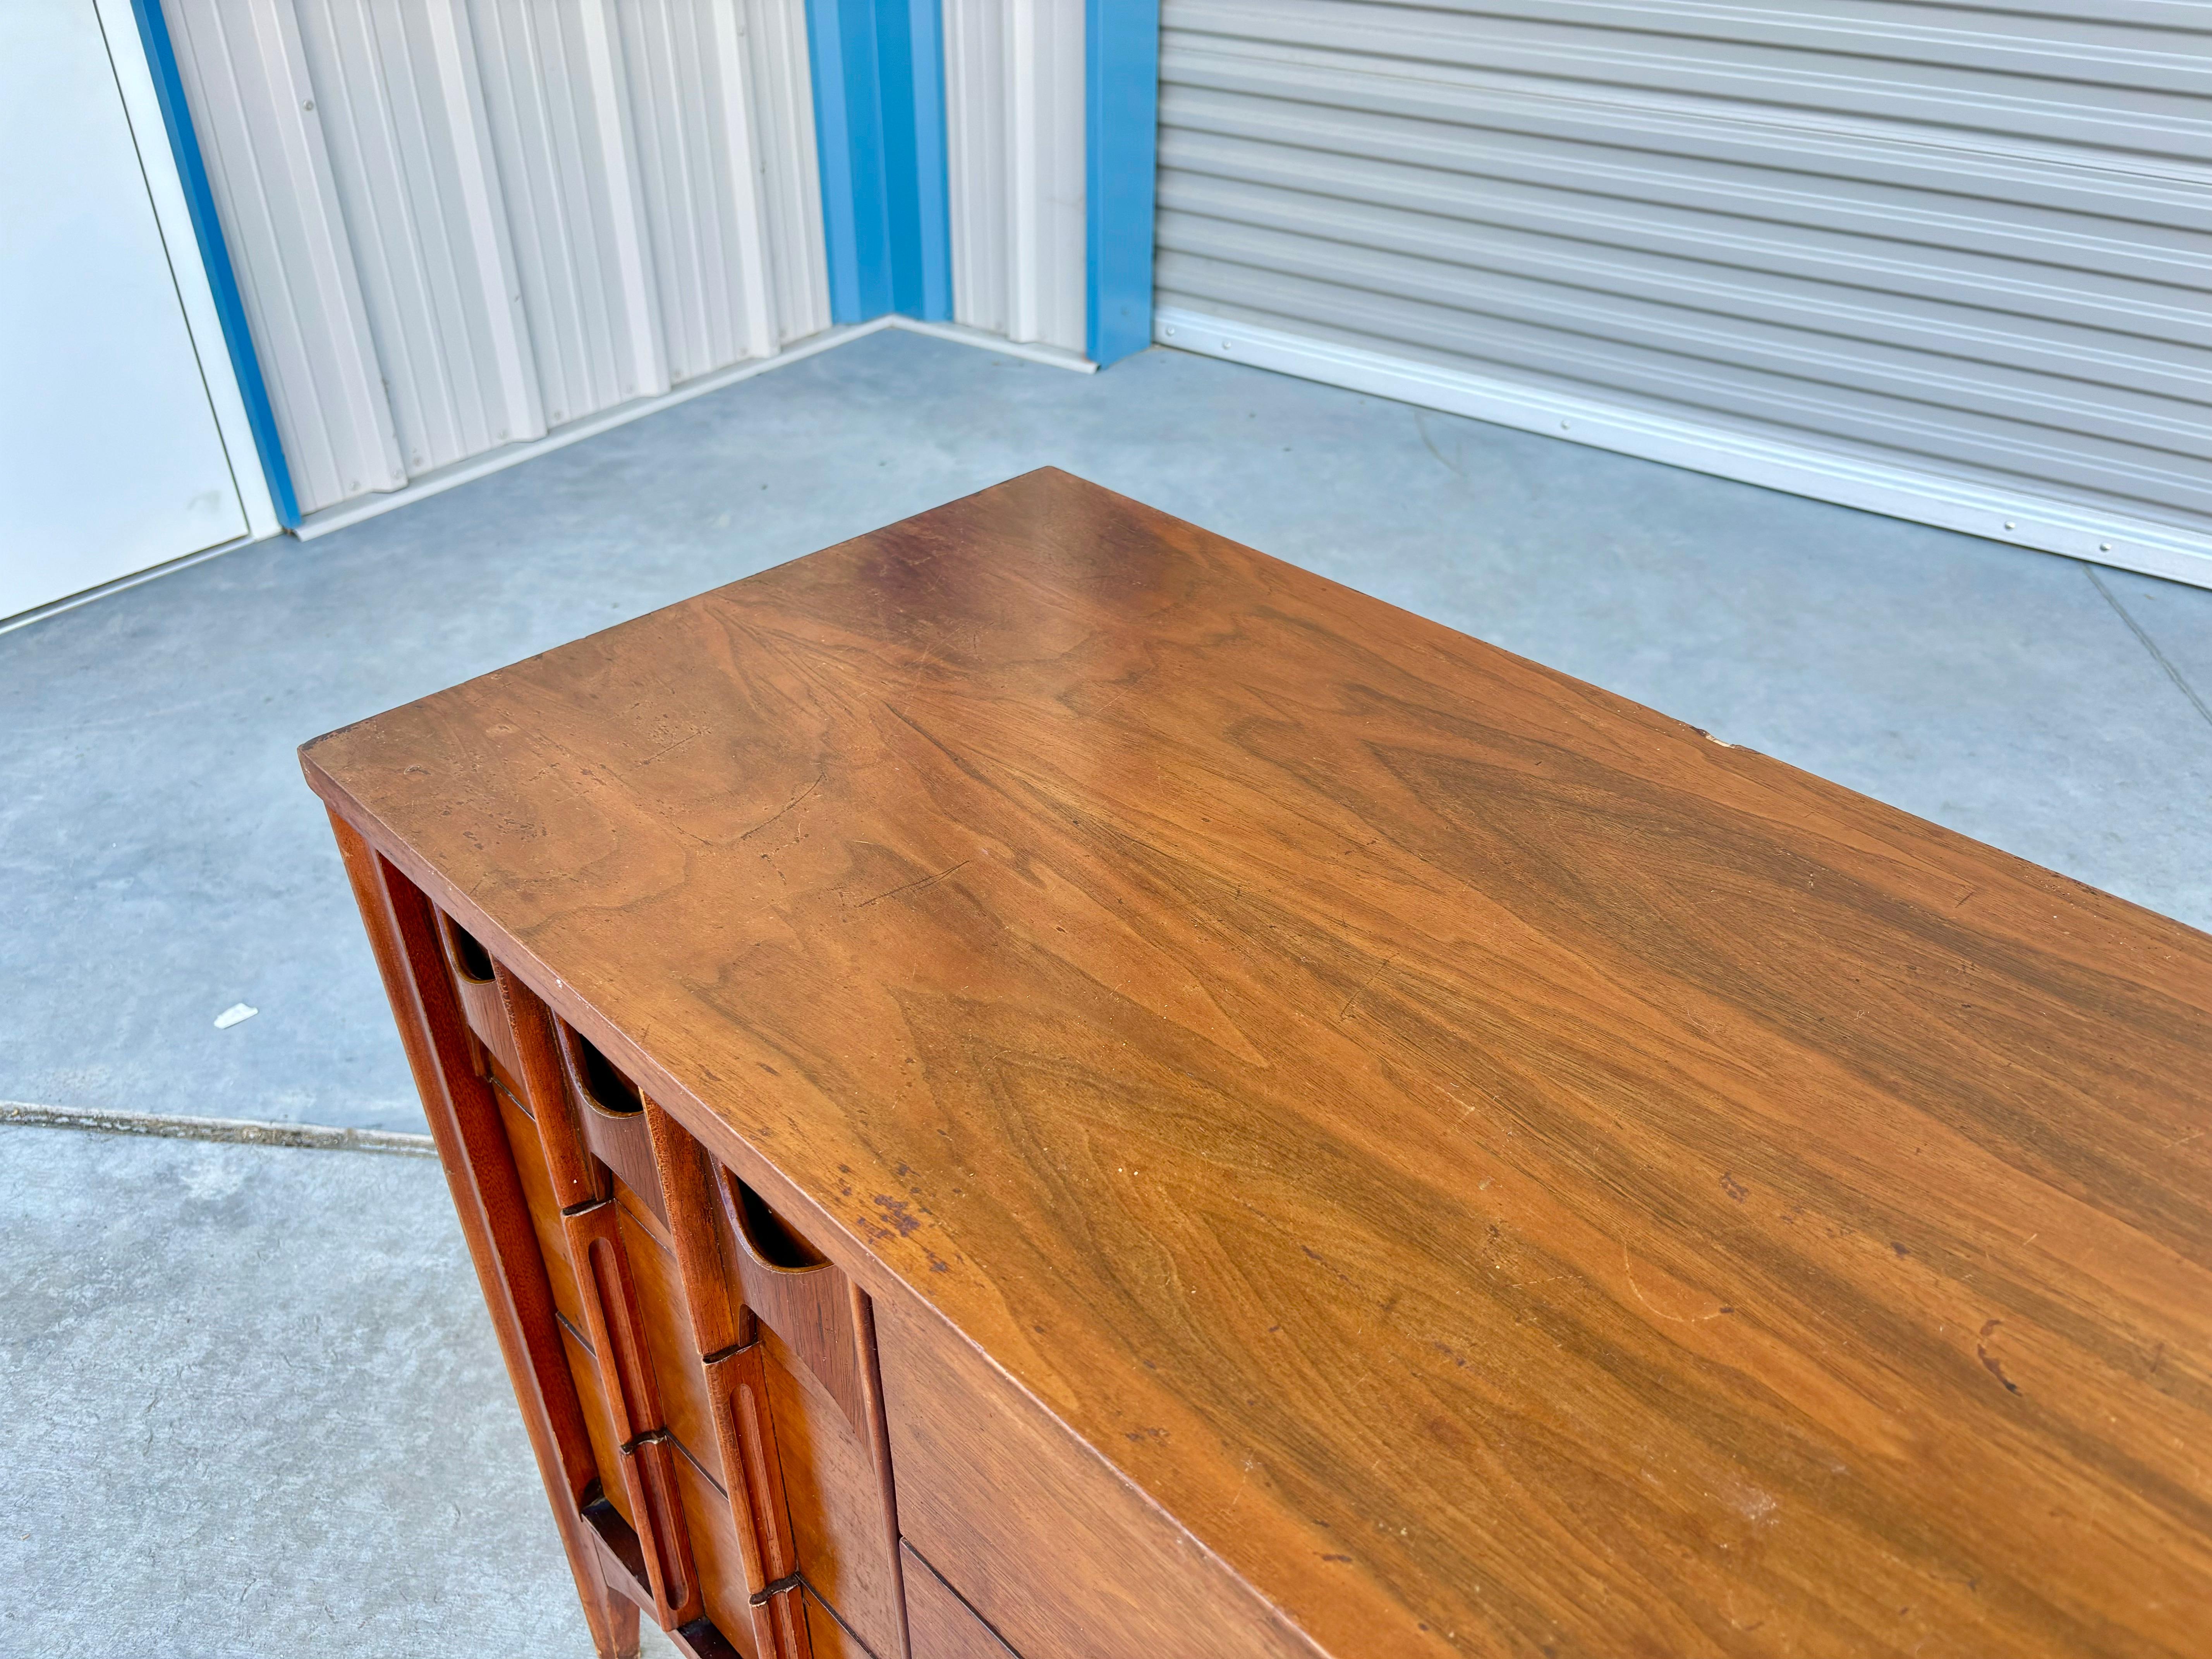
[
  {"left": 760, "top": 1324, "right": 906, "bottom": 1659},
  {"left": 304, "top": 469, "right": 2212, "bottom": 1658},
  {"left": 875, "top": 1280, "right": 1321, "bottom": 1659},
  {"left": 900, "top": 1542, "right": 1017, "bottom": 1659}
]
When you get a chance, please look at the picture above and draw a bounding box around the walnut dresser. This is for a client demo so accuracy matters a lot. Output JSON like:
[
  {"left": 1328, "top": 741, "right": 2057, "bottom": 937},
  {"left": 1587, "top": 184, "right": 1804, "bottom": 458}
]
[{"left": 302, "top": 469, "right": 2212, "bottom": 1659}]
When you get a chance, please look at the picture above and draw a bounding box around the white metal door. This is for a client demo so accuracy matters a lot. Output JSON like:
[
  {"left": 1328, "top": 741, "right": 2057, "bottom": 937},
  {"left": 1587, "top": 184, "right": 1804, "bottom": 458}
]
[{"left": 0, "top": 1, "right": 247, "bottom": 621}]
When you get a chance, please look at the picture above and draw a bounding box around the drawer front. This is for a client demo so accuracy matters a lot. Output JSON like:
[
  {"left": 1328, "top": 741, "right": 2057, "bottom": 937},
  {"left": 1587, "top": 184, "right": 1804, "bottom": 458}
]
[
  {"left": 618, "top": 1192, "right": 726, "bottom": 1491},
  {"left": 759, "top": 1324, "right": 902, "bottom": 1658},
  {"left": 903, "top": 1542, "right": 1018, "bottom": 1659},
  {"left": 874, "top": 1293, "right": 1318, "bottom": 1659},
  {"left": 801, "top": 1584, "right": 872, "bottom": 1659},
  {"left": 491, "top": 1081, "right": 586, "bottom": 1340}
]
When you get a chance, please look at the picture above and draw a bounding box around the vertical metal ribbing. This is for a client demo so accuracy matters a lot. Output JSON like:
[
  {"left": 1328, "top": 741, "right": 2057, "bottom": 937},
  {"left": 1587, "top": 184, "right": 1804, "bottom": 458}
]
[
  {"left": 572, "top": 0, "right": 672, "bottom": 402},
  {"left": 159, "top": 0, "right": 835, "bottom": 515},
  {"left": 746, "top": 0, "right": 833, "bottom": 344},
  {"left": 162, "top": 0, "right": 404, "bottom": 511},
  {"left": 707, "top": 1, "right": 783, "bottom": 361},
  {"left": 941, "top": 0, "right": 1007, "bottom": 335},
  {"left": 287, "top": 0, "right": 547, "bottom": 474},
  {"left": 942, "top": 0, "right": 1084, "bottom": 352}
]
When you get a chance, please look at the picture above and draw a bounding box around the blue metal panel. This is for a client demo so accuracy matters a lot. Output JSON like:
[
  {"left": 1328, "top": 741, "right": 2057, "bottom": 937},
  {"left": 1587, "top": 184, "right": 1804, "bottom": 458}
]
[
  {"left": 129, "top": 0, "right": 300, "bottom": 527},
  {"left": 885, "top": 0, "right": 951, "bottom": 321},
  {"left": 1086, "top": 0, "right": 1158, "bottom": 366},
  {"left": 806, "top": 0, "right": 952, "bottom": 326},
  {"left": 808, "top": 0, "right": 884, "bottom": 322}
]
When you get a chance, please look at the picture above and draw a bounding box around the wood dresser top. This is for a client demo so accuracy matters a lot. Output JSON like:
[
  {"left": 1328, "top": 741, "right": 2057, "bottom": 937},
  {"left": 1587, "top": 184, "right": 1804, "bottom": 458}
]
[{"left": 303, "top": 469, "right": 2212, "bottom": 1659}]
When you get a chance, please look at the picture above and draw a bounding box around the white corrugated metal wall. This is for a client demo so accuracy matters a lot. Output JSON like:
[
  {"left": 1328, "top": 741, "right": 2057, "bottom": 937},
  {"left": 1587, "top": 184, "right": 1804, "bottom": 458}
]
[
  {"left": 1154, "top": 2, "right": 2212, "bottom": 586},
  {"left": 163, "top": 0, "right": 829, "bottom": 519},
  {"left": 943, "top": 0, "right": 1087, "bottom": 354}
]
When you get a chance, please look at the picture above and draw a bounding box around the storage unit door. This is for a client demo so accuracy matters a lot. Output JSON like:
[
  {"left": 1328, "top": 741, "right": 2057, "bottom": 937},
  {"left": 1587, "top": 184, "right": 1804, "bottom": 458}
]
[
  {"left": 0, "top": 1, "right": 248, "bottom": 619},
  {"left": 1156, "top": 2, "right": 2212, "bottom": 583},
  {"left": 161, "top": 0, "right": 832, "bottom": 519}
]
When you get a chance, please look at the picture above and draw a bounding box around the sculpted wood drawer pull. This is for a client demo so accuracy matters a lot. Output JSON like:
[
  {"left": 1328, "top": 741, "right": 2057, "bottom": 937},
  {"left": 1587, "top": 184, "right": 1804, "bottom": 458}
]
[
  {"left": 555, "top": 1023, "right": 669, "bottom": 1228},
  {"left": 718, "top": 1170, "right": 870, "bottom": 1439},
  {"left": 560, "top": 1023, "right": 643, "bottom": 1117},
  {"left": 569, "top": 1196, "right": 700, "bottom": 1626},
  {"left": 483, "top": 957, "right": 708, "bottom": 1632},
  {"left": 434, "top": 910, "right": 523, "bottom": 1081},
  {"left": 724, "top": 1172, "right": 827, "bottom": 1270},
  {"left": 438, "top": 911, "right": 495, "bottom": 984},
  {"left": 639, "top": 1096, "right": 819, "bottom": 1658}
]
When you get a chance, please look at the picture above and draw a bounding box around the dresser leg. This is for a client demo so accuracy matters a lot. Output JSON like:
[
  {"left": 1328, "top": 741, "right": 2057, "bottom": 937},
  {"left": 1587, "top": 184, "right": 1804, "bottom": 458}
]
[
  {"left": 594, "top": 1589, "right": 642, "bottom": 1659},
  {"left": 328, "top": 810, "right": 640, "bottom": 1657}
]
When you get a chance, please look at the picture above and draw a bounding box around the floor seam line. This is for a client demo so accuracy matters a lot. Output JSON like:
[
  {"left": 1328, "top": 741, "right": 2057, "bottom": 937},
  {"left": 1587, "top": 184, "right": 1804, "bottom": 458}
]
[
  {"left": 0, "top": 1100, "right": 436, "bottom": 1156},
  {"left": 2085, "top": 563, "right": 2212, "bottom": 733}
]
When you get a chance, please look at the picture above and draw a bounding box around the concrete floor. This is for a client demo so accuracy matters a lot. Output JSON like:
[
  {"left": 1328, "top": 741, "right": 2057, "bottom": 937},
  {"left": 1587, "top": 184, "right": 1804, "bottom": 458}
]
[
  {"left": 0, "top": 1121, "right": 692, "bottom": 1658},
  {"left": 1, "top": 1124, "right": 578, "bottom": 1656},
  {"left": 3, "top": 330, "right": 2209, "bottom": 1651}
]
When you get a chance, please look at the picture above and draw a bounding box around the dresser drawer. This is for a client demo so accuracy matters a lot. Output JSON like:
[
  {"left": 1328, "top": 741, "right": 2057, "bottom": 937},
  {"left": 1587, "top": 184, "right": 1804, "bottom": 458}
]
[
  {"left": 902, "top": 1542, "right": 1018, "bottom": 1659},
  {"left": 874, "top": 1294, "right": 1313, "bottom": 1659}
]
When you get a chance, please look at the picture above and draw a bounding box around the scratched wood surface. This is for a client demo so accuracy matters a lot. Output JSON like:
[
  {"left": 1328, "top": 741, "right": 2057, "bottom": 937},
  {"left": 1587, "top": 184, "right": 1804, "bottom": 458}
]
[{"left": 304, "top": 468, "right": 2212, "bottom": 1659}]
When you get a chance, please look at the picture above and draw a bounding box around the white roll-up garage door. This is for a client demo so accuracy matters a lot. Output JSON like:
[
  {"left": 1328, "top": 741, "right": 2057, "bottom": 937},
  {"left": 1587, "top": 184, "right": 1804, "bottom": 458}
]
[{"left": 1155, "top": 2, "right": 2212, "bottom": 586}]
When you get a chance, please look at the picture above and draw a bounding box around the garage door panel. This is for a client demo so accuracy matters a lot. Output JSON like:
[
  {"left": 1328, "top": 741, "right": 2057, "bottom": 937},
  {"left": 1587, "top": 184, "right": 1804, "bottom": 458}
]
[
  {"left": 1161, "top": 90, "right": 2212, "bottom": 323},
  {"left": 1159, "top": 0, "right": 2212, "bottom": 562},
  {"left": 1163, "top": 40, "right": 2212, "bottom": 251},
  {"left": 1175, "top": 1, "right": 2212, "bottom": 161},
  {"left": 1160, "top": 210, "right": 2212, "bottom": 468},
  {"left": 1159, "top": 252, "right": 2212, "bottom": 522},
  {"left": 1161, "top": 157, "right": 2212, "bottom": 404}
]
